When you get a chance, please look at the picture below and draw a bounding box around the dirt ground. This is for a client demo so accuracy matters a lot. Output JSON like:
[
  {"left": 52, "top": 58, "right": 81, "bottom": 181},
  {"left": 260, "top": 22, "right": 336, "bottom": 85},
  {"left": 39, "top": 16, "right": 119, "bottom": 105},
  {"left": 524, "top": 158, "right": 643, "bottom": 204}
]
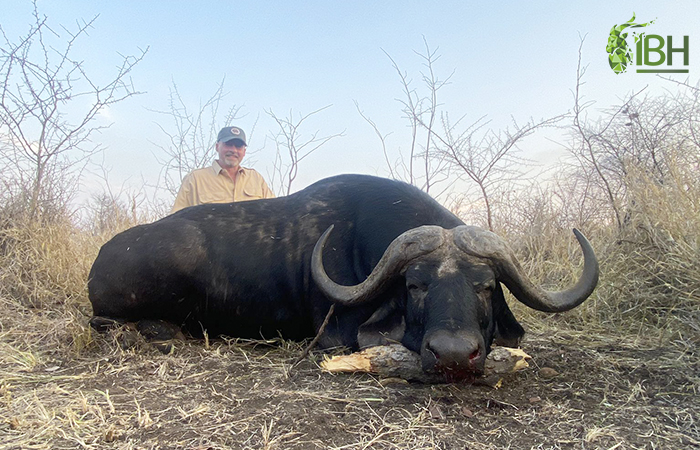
[{"left": 1, "top": 311, "right": 698, "bottom": 450}]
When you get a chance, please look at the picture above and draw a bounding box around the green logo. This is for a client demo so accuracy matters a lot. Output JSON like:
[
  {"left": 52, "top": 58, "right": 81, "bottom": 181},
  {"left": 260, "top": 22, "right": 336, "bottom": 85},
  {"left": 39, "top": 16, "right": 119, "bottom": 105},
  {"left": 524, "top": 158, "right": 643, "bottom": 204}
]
[
  {"left": 606, "top": 13, "right": 655, "bottom": 74},
  {"left": 606, "top": 14, "right": 690, "bottom": 74}
]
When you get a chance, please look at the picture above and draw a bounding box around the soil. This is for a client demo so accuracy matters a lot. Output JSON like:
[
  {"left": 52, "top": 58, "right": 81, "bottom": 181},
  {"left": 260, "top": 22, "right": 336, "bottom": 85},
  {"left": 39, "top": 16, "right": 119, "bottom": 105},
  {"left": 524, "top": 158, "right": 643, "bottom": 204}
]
[{"left": 2, "top": 322, "right": 698, "bottom": 450}]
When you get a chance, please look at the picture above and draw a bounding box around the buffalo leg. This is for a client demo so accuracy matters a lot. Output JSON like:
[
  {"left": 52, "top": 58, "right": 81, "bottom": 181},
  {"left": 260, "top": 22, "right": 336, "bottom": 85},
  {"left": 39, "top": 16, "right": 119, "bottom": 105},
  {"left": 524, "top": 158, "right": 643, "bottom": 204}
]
[
  {"left": 89, "top": 315, "right": 141, "bottom": 350},
  {"left": 90, "top": 316, "right": 183, "bottom": 354},
  {"left": 89, "top": 315, "right": 127, "bottom": 332},
  {"left": 136, "top": 319, "right": 185, "bottom": 354}
]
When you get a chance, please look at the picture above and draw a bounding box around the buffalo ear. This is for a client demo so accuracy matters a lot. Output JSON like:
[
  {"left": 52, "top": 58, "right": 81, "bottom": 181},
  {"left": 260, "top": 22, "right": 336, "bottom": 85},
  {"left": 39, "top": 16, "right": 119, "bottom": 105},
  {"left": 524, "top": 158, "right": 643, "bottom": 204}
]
[
  {"left": 357, "top": 298, "right": 406, "bottom": 349},
  {"left": 492, "top": 283, "right": 525, "bottom": 347}
]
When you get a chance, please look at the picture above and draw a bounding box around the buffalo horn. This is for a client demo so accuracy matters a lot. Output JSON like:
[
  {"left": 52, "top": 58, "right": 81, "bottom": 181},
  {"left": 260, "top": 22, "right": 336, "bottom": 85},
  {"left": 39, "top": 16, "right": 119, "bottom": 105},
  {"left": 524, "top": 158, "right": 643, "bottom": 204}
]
[
  {"left": 453, "top": 226, "right": 599, "bottom": 312},
  {"left": 311, "top": 225, "right": 445, "bottom": 305}
]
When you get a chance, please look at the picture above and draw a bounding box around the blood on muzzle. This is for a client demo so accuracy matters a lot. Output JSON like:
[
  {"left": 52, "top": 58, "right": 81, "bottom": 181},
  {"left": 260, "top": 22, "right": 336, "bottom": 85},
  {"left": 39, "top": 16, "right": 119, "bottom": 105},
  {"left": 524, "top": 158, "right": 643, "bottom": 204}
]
[{"left": 423, "top": 330, "right": 485, "bottom": 374}]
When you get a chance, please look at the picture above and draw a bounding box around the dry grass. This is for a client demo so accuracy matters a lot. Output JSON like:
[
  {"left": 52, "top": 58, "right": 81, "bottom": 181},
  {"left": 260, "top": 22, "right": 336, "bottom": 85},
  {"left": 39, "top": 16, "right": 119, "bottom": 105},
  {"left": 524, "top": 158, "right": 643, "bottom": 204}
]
[
  {"left": 0, "top": 220, "right": 99, "bottom": 310},
  {"left": 492, "top": 154, "right": 700, "bottom": 351},
  {"left": 0, "top": 203, "right": 699, "bottom": 449},
  {"left": 1, "top": 306, "right": 697, "bottom": 449},
  {"left": 1, "top": 133, "right": 699, "bottom": 448}
]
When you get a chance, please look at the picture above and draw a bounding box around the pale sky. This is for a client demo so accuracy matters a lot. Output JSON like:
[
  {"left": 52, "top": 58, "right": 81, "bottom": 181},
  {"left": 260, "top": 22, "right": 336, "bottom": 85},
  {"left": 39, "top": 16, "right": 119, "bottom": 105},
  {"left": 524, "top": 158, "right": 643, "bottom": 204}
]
[{"left": 2, "top": 1, "right": 698, "bottom": 207}]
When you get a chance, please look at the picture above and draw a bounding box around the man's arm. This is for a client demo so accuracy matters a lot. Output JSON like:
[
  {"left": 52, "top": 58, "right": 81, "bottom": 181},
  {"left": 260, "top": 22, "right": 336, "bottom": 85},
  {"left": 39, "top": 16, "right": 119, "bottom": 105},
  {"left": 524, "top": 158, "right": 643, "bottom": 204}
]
[
  {"left": 261, "top": 178, "right": 275, "bottom": 199},
  {"left": 170, "top": 174, "right": 195, "bottom": 214}
]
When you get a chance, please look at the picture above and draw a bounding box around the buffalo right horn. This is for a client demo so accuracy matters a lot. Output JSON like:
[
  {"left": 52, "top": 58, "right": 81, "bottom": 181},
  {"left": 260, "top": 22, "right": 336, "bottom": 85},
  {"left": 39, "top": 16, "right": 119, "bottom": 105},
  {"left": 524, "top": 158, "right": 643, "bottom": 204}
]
[
  {"left": 453, "top": 226, "right": 599, "bottom": 313},
  {"left": 311, "top": 224, "right": 446, "bottom": 305}
]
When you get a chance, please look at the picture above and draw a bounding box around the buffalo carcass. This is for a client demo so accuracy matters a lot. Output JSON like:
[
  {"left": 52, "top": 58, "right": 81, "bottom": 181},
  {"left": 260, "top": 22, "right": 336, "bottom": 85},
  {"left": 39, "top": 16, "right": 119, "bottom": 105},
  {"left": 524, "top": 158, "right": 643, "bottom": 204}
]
[{"left": 88, "top": 174, "right": 598, "bottom": 380}]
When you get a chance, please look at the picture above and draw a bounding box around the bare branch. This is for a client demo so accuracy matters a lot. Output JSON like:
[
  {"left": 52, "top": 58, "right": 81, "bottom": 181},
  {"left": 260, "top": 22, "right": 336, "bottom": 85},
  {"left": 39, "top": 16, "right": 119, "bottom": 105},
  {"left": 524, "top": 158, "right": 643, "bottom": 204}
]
[
  {"left": 0, "top": 1, "right": 146, "bottom": 222},
  {"left": 150, "top": 77, "right": 245, "bottom": 197},
  {"left": 381, "top": 40, "right": 454, "bottom": 193},
  {"left": 266, "top": 106, "right": 344, "bottom": 196},
  {"left": 354, "top": 100, "right": 394, "bottom": 179}
]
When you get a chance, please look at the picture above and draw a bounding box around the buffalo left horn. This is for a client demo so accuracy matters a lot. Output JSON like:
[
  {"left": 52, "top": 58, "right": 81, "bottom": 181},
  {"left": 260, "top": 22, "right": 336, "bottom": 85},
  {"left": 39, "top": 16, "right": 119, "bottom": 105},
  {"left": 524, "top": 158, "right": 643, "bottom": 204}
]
[
  {"left": 311, "top": 224, "right": 446, "bottom": 305},
  {"left": 453, "top": 226, "right": 599, "bottom": 313}
]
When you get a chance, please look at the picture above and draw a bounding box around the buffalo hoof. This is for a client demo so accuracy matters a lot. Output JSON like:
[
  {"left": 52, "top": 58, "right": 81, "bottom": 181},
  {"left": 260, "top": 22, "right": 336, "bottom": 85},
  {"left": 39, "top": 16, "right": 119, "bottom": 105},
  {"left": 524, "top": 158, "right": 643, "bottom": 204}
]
[
  {"left": 89, "top": 316, "right": 126, "bottom": 333},
  {"left": 90, "top": 317, "right": 183, "bottom": 354},
  {"left": 115, "top": 327, "right": 140, "bottom": 350},
  {"left": 136, "top": 319, "right": 185, "bottom": 354},
  {"left": 90, "top": 316, "right": 140, "bottom": 350}
]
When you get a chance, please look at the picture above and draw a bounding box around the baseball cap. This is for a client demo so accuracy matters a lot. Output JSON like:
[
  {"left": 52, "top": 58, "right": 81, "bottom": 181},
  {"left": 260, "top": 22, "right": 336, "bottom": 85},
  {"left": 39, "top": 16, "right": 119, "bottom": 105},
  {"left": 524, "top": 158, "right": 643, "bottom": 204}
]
[{"left": 217, "top": 126, "right": 246, "bottom": 145}]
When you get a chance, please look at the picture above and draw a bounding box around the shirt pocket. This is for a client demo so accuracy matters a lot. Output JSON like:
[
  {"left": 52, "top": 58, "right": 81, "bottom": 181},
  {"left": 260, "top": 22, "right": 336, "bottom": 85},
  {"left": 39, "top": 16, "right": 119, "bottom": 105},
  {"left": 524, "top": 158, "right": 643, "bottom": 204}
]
[{"left": 242, "top": 185, "right": 265, "bottom": 200}]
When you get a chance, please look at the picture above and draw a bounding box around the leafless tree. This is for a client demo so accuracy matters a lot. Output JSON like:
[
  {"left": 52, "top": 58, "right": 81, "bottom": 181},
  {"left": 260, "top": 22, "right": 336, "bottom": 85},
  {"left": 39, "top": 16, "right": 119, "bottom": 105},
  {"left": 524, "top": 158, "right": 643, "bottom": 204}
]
[
  {"left": 354, "top": 101, "right": 394, "bottom": 178},
  {"left": 266, "top": 106, "right": 343, "bottom": 196},
  {"left": 360, "top": 38, "right": 452, "bottom": 194},
  {"left": 152, "top": 78, "right": 245, "bottom": 197},
  {"left": 434, "top": 112, "right": 564, "bottom": 231},
  {"left": 0, "top": 1, "right": 146, "bottom": 222},
  {"left": 371, "top": 39, "right": 564, "bottom": 230},
  {"left": 570, "top": 39, "right": 634, "bottom": 231},
  {"left": 568, "top": 38, "right": 700, "bottom": 232},
  {"left": 82, "top": 162, "right": 148, "bottom": 235}
]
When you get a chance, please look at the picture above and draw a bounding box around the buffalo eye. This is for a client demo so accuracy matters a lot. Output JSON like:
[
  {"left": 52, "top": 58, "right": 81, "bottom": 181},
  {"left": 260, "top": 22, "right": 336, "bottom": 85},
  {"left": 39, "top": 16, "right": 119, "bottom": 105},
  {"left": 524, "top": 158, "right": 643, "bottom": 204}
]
[
  {"left": 407, "top": 282, "right": 427, "bottom": 295},
  {"left": 473, "top": 282, "right": 494, "bottom": 294},
  {"left": 404, "top": 279, "right": 428, "bottom": 325},
  {"left": 472, "top": 281, "right": 495, "bottom": 328},
  {"left": 406, "top": 280, "right": 428, "bottom": 302}
]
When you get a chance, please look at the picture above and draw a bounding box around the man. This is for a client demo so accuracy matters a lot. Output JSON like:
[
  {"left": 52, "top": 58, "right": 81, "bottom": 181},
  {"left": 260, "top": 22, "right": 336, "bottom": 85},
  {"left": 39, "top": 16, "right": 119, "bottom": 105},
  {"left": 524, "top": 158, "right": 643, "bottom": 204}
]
[{"left": 171, "top": 126, "right": 275, "bottom": 214}]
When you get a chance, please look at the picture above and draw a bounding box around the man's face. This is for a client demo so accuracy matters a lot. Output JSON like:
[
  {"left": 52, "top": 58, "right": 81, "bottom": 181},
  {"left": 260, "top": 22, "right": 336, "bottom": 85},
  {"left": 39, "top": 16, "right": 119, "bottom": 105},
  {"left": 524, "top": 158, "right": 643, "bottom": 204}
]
[{"left": 216, "top": 139, "right": 246, "bottom": 169}]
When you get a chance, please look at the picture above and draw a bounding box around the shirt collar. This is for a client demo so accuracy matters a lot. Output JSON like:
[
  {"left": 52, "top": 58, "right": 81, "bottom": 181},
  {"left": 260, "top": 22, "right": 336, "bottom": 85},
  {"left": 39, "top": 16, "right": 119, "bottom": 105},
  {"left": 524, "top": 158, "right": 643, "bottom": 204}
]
[{"left": 211, "top": 160, "right": 247, "bottom": 176}]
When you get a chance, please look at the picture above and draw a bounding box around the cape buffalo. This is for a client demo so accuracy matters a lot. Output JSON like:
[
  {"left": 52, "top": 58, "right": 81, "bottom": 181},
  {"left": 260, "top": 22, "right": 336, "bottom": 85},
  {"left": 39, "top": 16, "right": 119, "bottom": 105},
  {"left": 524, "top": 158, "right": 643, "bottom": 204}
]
[{"left": 88, "top": 174, "right": 598, "bottom": 380}]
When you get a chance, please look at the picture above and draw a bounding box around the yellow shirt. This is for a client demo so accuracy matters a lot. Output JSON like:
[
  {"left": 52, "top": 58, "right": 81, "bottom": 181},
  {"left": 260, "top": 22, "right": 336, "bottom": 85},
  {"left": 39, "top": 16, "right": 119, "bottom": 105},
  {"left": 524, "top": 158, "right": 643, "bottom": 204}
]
[{"left": 170, "top": 161, "right": 275, "bottom": 214}]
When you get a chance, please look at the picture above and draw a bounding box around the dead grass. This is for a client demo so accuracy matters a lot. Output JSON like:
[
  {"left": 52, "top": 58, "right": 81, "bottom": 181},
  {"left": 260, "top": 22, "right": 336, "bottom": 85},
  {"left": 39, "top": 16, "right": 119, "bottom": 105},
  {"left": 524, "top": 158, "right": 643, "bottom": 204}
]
[
  {"left": 0, "top": 219, "right": 99, "bottom": 310},
  {"left": 1, "top": 308, "right": 698, "bottom": 449},
  {"left": 0, "top": 215, "right": 697, "bottom": 448},
  {"left": 494, "top": 155, "right": 700, "bottom": 352},
  {"left": 1, "top": 149, "right": 699, "bottom": 448}
]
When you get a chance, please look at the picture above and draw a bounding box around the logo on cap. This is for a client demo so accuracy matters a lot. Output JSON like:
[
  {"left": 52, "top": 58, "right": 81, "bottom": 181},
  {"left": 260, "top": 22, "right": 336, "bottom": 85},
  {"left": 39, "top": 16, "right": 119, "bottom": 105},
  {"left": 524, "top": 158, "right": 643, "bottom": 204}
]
[{"left": 231, "top": 127, "right": 241, "bottom": 135}]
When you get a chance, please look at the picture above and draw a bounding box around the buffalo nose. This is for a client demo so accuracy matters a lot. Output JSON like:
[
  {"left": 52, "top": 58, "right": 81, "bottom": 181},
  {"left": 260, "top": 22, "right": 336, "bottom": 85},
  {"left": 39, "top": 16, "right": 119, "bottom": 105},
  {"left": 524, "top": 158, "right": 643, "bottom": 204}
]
[{"left": 424, "top": 331, "right": 485, "bottom": 373}]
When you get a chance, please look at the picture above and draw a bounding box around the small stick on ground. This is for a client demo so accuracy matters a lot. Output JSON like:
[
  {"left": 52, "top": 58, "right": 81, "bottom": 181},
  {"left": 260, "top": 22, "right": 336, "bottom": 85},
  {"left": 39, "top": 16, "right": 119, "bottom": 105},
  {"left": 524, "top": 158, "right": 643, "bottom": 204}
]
[{"left": 292, "top": 304, "right": 336, "bottom": 367}]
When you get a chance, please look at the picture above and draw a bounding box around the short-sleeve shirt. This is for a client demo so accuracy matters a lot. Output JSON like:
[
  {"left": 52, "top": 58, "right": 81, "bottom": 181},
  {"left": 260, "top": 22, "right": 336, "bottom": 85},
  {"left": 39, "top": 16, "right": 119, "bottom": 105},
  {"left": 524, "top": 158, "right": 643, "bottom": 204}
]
[{"left": 170, "top": 161, "right": 275, "bottom": 214}]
